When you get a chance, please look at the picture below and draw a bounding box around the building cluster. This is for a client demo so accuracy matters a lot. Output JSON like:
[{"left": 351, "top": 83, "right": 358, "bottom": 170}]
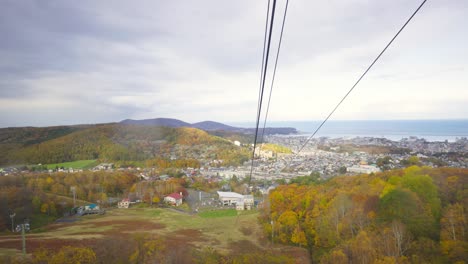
[
  {"left": 195, "top": 135, "right": 467, "bottom": 181},
  {"left": 263, "top": 135, "right": 468, "bottom": 176}
]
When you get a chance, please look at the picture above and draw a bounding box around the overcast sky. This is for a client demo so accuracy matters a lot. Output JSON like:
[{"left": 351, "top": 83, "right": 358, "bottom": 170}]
[{"left": 1, "top": 0, "right": 467, "bottom": 127}]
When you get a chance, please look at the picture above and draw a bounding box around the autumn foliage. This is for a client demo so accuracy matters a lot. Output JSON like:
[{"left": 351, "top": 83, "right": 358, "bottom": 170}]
[
  {"left": 260, "top": 166, "right": 468, "bottom": 263},
  {"left": 0, "top": 171, "right": 139, "bottom": 231},
  {"left": 0, "top": 124, "right": 250, "bottom": 167}
]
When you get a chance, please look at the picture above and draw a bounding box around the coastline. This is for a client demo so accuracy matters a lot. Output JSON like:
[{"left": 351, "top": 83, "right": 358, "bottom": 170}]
[{"left": 240, "top": 120, "right": 468, "bottom": 143}]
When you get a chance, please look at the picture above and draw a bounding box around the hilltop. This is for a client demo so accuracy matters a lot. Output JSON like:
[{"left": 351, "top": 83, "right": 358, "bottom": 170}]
[{"left": 120, "top": 117, "right": 298, "bottom": 135}]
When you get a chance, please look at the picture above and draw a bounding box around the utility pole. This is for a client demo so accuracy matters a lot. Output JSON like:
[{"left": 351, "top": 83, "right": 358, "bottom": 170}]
[
  {"left": 21, "top": 224, "right": 26, "bottom": 254},
  {"left": 9, "top": 212, "right": 15, "bottom": 232},
  {"left": 150, "top": 191, "right": 154, "bottom": 207},
  {"left": 71, "top": 186, "right": 76, "bottom": 207},
  {"left": 271, "top": 220, "right": 274, "bottom": 245}
]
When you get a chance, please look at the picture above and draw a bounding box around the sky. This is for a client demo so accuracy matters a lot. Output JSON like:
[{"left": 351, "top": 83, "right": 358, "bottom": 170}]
[{"left": 1, "top": 0, "right": 467, "bottom": 128}]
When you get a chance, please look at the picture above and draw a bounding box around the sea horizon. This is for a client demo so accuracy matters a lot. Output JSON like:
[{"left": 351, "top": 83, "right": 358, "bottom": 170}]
[{"left": 231, "top": 119, "right": 468, "bottom": 142}]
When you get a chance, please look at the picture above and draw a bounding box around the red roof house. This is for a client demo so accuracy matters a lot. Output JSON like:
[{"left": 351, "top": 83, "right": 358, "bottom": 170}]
[{"left": 164, "top": 192, "right": 183, "bottom": 206}]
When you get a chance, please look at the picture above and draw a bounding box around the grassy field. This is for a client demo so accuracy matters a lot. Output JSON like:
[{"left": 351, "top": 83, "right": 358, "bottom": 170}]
[
  {"left": 199, "top": 209, "right": 237, "bottom": 218},
  {"left": 0, "top": 207, "right": 309, "bottom": 262},
  {"left": 45, "top": 160, "right": 98, "bottom": 169},
  {"left": 0, "top": 208, "right": 258, "bottom": 249}
]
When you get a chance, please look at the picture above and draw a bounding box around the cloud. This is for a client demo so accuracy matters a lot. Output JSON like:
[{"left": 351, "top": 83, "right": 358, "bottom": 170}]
[{"left": 0, "top": 0, "right": 467, "bottom": 127}]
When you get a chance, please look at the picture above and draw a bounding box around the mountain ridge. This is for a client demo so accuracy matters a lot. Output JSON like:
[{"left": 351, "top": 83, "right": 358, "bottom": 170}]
[{"left": 119, "top": 118, "right": 298, "bottom": 135}]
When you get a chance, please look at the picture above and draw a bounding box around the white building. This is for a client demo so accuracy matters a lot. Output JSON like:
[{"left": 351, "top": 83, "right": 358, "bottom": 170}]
[
  {"left": 118, "top": 198, "right": 130, "bottom": 209},
  {"left": 254, "top": 148, "right": 274, "bottom": 159},
  {"left": 346, "top": 165, "right": 381, "bottom": 174},
  {"left": 243, "top": 195, "right": 254, "bottom": 210},
  {"left": 217, "top": 191, "right": 254, "bottom": 210},
  {"left": 217, "top": 191, "right": 244, "bottom": 206}
]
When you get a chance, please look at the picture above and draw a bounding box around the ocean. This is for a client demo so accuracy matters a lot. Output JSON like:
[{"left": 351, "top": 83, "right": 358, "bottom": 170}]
[{"left": 230, "top": 120, "right": 468, "bottom": 142}]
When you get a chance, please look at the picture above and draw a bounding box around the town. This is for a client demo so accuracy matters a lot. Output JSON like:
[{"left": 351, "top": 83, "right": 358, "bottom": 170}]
[
  {"left": 2, "top": 135, "right": 466, "bottom": 196},
  {"left": 197, "top": 135, "right": 468, "bottom": 183}
]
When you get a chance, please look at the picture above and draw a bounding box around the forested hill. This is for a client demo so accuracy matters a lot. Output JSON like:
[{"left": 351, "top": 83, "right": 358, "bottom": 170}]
[
  {"left": 0, "top": 124, "right": 97, "bottom": 145},
  {"left": 260, "top": 166, "right": 468, "bottom": 263},
  {"left": 0, "top": 124, "right": 250, "bottom": 166}
]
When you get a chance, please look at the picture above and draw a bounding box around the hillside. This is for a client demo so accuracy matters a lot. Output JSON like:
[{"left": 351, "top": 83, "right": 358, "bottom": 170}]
[
  {"left": 191, "top": 120, "right": 238, "bottom": 131},
  {"left": 260, "top": 143, "right": 293, "bottom": 154},
  {"left": 0, "top": 125, "right": 94, "bottom": 145},
  {"left": 0, "top": 117, "right": 299, "bottom": 167},
  {"left": 261, "top": 166, "right": 468, "bottom": 263},
  {"left": 0, "top": 124, "right": 250, "bottom": 167}
]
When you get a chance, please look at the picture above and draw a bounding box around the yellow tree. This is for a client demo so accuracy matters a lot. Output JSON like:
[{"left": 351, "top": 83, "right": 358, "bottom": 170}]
[
  {"left": 277, "top": 210, "right": 298, "bottom": 244},
  {"left": 440, "top": 203, "right": 468, "bottom": 263},
  {"left": 50, "top": 246, "right": 97, "bottom": 264},
  {"left": 320, "top": 249, "right": 348, "bottom": 264},
  {"left": 33, "top": 246, "right": 97, "bottom": 264},
  {"left": 291, "top": 226, "right": 308, "bottom": 247},
  {"left": 348, "top": 231, "right": 376, "bottom": 264},
  {"left": 40, "top": 203, "right": 49, "bottom": 215}
]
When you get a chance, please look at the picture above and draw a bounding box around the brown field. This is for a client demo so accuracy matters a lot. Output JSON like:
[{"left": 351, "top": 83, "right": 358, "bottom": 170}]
[{"left": 0, "top": 208, "right": 309, "bottom": 263}]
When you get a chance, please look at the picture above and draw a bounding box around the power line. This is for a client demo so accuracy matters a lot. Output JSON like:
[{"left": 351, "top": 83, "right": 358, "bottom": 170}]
[
  {"left": 257, "top": 0, "right": 271, "bottom": 118},
  {"left": 259, "top": 0, "right": 290, "bottom": 145},
  {"left": 249, "top": 0, "right": 278, "bottom": 185},
  {"left": 296, "top": 0, "right": 428, "bottom": 155}
]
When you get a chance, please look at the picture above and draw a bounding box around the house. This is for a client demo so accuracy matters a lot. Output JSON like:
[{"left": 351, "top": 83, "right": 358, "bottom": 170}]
[
  {"left": 118, "top": 198, "right": 130, "bottom": 209},
  {"left": 139, "top": 173, "right": 149, "bottom": 180},
  {"left": 254, "top": 148, "right": 274, "bottom": 159},
  {"left": 159, "top": 174, "right": 170, "bottom": 181},
  {"left": 164, "top": 193, "right": 183, "bottom": 206},
  {"left": 93, "top": 163, "right": 114, "bottom": 171}
]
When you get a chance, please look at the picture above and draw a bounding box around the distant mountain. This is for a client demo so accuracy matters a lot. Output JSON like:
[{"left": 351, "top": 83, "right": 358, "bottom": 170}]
[
  {"left": 120, "top": 118, "right": 190, "bottom": 127},
  {"left": 191, "top": 121, "right": 239, "bottom": 131},
  {"left": 119, "top": 118, "right": 298, "bottom": 135}
]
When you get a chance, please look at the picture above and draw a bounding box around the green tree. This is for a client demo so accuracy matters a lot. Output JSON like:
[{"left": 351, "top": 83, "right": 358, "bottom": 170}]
[
  {"left": 378, "top": 187, "right": 432, "bottom": 238},
  {"left": 401, "top": 173, "right": 441, "bottom": 219}
]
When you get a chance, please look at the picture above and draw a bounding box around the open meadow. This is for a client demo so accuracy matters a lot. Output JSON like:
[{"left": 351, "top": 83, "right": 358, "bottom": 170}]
[
  {"left": 44, "top": 160, "right": 98, "bottom": 170},
  {"left": 0, "top": 207, "right": 309, "bottom": 263}
]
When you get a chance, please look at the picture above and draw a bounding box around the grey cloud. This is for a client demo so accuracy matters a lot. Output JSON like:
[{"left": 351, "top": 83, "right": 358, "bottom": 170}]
[{"left": 0, "top": 0, "right": 466, "bottom": 127}]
